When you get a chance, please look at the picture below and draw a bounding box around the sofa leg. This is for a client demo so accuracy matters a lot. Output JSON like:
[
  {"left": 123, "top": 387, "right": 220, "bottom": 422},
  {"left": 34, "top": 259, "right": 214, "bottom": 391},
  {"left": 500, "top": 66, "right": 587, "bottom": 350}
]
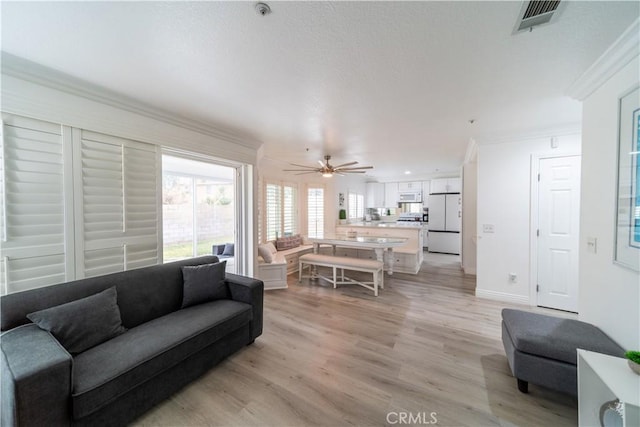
[{"left": 517, "top": 378, "right": 528, "bottom": 393}]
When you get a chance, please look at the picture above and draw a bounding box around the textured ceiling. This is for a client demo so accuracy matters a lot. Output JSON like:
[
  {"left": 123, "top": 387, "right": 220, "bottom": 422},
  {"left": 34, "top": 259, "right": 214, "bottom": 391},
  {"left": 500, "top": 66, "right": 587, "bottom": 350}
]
[{"left": 2, "top": 1, "right": 638, "bottom": 180}]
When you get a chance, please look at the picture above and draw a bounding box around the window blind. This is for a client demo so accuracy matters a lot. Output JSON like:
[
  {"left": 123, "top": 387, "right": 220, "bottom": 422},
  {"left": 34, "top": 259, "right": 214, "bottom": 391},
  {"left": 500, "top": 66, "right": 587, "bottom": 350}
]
[
  {"left": 78, "top": 131, "right": 159, "bottom": 278},
  {"left": 265, "top": 183, "right": 281, "bottom": 241},
  {"left": 264, "top": 181, "right": 297, "bottom": 241},
  {"left": 0, "top": 114, "right": 68, "bottom": 294},
  {"left": 307, "top": 187, "right": 324, "bottom": 238},
  {"left": 348, "top": 192, "right": 364, "bottom": 219}
]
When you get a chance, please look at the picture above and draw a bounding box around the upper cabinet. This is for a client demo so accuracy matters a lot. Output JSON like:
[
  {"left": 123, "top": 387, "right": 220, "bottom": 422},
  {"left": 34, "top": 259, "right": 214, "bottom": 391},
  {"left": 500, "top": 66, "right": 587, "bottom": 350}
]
[
  {"left": 384, "top": 182, "right": 399, "bottom": 207},
  {"left": 422, "top": 181, "right": 430, "bottom": 207},
  {"left": 366, "top": 182, "right": 385, "bottom": 208},
  {"left": 430, "top": 177, "right": 461, "bottom": 194},
  {"left": 397, "top": 181, "right": 422, "bottom": 192}
]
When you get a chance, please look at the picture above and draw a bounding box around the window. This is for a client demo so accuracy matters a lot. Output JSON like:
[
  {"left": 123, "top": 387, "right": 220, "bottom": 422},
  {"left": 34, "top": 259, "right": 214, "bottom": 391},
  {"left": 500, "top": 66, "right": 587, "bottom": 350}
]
[
  {"left": 308, "top": 186, "right": 324, "bottom": 238},
  {"left": 348, "top": 192, "right": 364, "bottom": 220},
  {"left": 264, "top": 181, "right": 297, "bottom": 241},
  {"left": 162, "top": 155, "right": 236, "bottom": 269},
  {"left": 0, "top": 114, "right": 160, "bottom": 294}
]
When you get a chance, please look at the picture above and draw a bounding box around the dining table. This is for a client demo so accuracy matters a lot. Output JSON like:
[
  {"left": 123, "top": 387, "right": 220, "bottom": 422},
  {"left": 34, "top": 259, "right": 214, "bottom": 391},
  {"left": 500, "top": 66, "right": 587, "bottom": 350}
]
[{"left": 308, "top": 234, "right": 408, "bottom": 275}]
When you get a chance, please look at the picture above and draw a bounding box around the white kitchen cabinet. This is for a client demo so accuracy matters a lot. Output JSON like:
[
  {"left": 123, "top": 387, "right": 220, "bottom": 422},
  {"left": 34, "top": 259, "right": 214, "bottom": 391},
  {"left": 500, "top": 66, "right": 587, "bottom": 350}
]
[
  {"left": 398, "top": 181, "right": 421, "bottom": 192},
  {"left": 422, "top": 181, "right": 430, "bottom": 208},
  {"left": 366, "top": 182, "right": 385, "bottom": 208},
  {"left": 422, "top": 225, "right": 429, "bottom": 248},
  {"left": 430, "top": 177, "right": 461, "bottom": 194},
  {"left": 384, "top": 182, "right": 399, "bottom": 207}
]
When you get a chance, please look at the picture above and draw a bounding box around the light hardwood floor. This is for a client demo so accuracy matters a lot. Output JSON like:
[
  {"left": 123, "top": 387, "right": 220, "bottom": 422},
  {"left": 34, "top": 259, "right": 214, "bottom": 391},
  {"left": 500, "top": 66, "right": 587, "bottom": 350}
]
[{"left": 134, "top": 252, "right": 578, "bottom": 426}]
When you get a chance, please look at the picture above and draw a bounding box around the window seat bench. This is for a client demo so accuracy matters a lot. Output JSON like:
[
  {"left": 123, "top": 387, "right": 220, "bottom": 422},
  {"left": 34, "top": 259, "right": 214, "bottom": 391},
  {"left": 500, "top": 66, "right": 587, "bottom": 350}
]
[{"left": 257, "top": 244, "right": 313, "bottom": 290}]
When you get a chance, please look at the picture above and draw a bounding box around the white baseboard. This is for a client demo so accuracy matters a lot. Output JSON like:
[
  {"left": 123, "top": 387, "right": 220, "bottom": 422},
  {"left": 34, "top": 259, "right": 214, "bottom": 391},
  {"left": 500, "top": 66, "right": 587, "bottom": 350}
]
[
  {"left": 463, "top": 266, "right": 476, "bottom": 275},
  {"left": 264, "top": 283, "right": 288, "bottom": 290},
  {"left": 475, "top": 288, "right": 530, "bottom": 305}
]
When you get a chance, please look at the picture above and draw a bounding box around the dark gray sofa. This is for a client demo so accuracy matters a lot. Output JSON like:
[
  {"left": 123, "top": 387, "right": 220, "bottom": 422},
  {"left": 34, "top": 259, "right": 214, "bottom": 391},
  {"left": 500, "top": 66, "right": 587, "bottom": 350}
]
[{"left": 0, "top": 256, "right": 263, "bottom": 427}]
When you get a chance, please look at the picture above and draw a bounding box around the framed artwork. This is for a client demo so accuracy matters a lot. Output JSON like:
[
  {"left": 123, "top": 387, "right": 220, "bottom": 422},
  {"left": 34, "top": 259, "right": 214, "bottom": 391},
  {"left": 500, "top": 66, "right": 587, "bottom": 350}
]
[{"left": 615, "top": 86, "right": 640, "bottom": 271}]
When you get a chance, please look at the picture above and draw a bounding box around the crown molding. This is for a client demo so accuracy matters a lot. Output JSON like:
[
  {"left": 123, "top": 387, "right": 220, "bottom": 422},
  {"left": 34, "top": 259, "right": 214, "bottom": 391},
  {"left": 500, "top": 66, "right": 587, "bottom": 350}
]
[
  {"left": 1, "top": 52, "right": 262, "bottom": 150},
  {"left": 567, "top": 18, "right": 639, "bottom": 101},
  {"left": 473, "top": 122, "right": 581, "bottom": 146}
]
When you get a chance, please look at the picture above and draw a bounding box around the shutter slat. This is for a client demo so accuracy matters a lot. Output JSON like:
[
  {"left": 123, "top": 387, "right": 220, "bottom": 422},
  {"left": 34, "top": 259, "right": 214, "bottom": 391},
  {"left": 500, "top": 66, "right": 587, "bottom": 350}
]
[{"left": 81, "top": 132, "right": 159, "bottom": 275}]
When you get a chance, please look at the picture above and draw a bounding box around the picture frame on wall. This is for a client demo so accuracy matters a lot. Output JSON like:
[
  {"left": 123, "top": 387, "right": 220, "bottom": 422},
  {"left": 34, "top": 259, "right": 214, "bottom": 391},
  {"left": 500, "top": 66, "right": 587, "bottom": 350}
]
[{"left": 614, "top": 86, "right": 640, "bottom": 271}]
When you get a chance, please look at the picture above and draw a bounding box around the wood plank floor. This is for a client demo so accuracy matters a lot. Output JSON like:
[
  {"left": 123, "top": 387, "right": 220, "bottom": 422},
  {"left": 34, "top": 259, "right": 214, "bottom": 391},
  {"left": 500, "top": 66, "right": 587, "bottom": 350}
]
[{"left": 134, "top": 252, "right": 578, "bottom": 426}]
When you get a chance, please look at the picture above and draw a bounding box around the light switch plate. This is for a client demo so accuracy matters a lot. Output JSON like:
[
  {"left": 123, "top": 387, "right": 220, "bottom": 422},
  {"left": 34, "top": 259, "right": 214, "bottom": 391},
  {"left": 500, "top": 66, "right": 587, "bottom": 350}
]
[
  {"left": 587, "top": 237, "right": 597, "bottom": 253},
  {"left": 483, "top": 224, "right": 495, "bottom": 233}
]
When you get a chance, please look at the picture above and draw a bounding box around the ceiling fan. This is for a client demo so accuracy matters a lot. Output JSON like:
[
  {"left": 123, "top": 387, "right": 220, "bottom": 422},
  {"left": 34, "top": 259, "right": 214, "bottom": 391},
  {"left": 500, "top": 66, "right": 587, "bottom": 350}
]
[{"left": 284, "top": 155, "right": 373, "bottom": 177}]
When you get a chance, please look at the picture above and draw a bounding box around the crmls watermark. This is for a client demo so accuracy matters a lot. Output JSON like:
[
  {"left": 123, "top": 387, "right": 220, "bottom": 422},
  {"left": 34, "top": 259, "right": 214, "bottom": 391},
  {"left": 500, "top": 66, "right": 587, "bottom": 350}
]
[{"left": 386, "top": 411, "right": 438, "bottom": 425}]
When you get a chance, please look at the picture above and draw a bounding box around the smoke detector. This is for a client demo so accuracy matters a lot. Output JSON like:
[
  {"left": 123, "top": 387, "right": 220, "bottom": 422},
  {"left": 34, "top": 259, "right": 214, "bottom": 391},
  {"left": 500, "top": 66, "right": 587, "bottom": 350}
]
[
  {"left": 255, "top": 3, "right": 271, "bottom": 16},
  {"left": 513, "top": 1, "right": 565, "bottom": 33}
]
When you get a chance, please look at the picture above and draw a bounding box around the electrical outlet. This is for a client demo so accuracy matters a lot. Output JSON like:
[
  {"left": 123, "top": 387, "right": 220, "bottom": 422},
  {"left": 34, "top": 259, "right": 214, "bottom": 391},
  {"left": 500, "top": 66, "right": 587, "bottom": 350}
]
[
  {"left": 509, "top": 273, "right": 518, "bottom": 283},
  {"left": 483, "top": 224, "right": 495, "bottom": 233}
]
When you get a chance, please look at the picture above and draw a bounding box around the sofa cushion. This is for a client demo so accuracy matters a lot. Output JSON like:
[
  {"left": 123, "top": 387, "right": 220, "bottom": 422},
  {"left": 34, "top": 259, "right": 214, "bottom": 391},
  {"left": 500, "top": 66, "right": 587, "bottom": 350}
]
[
  {"left": 275, "top": 234, "right": 302, "bottom": 251},
  {"left": 501, "top": 309, "right": 624, "bottom": 365},
  {"left": 181, "top": 261, "right": 228, "bottom": 308},
  {"left": 222, "top": 243, "right": 235, "bottom": 256},
  {"left": 72, "top": 299, "right": 252, "bottom": 419},
  {"left": 258, "top": 243, "right": 277, "bottom": 263},
  {"left": 26, "top": 287, "right": 126, "bottom": 355}
]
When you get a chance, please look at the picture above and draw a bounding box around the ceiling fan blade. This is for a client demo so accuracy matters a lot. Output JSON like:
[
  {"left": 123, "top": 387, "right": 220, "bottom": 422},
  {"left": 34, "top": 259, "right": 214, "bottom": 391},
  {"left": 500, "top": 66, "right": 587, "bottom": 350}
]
[
  {"left": 341, "top": 170, "right": 367, "bottom": 173},
  {"left": 333, "top": 161, "right": 358, "bottom": 169},
  {"left": 295, "top": 171, "right": 319, "bottom": 175},
  {"left": 335, "top": 166, "right": 373, "bottom": 171},
  {"left": 283, "top": 168, "right": 321, "bottom": 172},
  {"left": 288, "top": 163, "right": 318, "bottom": 169},
  {"left": 318, "top": 160, "right": 326, "bottom": 167}
]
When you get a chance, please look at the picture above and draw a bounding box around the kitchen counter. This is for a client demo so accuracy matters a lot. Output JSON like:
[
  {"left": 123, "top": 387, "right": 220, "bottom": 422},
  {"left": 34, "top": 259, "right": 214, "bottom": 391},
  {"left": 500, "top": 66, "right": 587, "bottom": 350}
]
[
  {"left": 346, "top": 221, "right": 423, "bottom": 229},
  {"left": 333, "top": 223, "right": 424, "bottom": 274}
]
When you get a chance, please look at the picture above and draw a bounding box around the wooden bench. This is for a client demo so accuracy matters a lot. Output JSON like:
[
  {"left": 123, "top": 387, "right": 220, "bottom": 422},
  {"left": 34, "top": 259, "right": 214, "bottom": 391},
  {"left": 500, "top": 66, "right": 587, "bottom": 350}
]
[{"left": 298, "top": 253, "right": 384, "bottom": 296}]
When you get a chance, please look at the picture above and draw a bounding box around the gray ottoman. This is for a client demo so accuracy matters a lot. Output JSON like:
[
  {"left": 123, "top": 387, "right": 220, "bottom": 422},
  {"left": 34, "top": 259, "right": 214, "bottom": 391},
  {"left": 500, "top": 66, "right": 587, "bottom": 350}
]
[{"left": 501, "top": 309, "right": 624, "bottom": 396}]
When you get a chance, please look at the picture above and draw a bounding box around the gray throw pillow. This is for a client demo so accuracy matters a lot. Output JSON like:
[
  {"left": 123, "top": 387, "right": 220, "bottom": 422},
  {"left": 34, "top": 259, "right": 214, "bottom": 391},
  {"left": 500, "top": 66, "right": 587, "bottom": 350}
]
[
  {"left": 181, "top": 261, "right": 228, "bottom": 308},
  {"left": 222, "top": 243, "right": 234, "bottom": 256},
  {"left": 27, "top": 287, "right": 126, "bottom": 355}
]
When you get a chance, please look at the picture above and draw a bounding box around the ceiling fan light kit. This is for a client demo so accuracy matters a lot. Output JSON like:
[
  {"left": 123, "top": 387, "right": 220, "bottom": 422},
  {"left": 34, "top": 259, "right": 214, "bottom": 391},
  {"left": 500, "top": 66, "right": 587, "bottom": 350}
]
[{"left": 283, "top": 155, "right": 373, "bottom": 178}]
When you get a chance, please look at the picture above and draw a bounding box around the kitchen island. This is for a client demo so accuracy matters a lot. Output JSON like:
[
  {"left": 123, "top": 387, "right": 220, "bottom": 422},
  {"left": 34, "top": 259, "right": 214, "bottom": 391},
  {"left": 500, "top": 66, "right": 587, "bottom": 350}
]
[{"left": 332, "top": 222, "right": 423, "bottom": 274}]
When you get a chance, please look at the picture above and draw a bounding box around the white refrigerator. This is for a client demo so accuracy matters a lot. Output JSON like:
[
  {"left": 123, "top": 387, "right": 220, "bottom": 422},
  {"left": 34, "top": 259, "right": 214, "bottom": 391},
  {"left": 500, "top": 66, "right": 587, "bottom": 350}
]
[{"left": 428, "top": 194, "right": 461, "bottom": 254}]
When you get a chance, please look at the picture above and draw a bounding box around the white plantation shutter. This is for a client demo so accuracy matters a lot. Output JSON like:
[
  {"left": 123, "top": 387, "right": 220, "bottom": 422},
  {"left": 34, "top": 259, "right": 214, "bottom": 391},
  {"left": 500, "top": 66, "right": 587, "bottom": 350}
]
[
  {"left": 77, "top": 131, "right": 159, "bottom": 278},
  {"left": 0, "top": 114, "right": 71, "bottom": 294},
  {"left": 348, "top": 192, "right": 364, "bottom": 219},
  {"left": 264, "top": 181, "right": 298, "bottom": 241},
  {"left": 283, "top": 184, "right": 296, "bottom": 236},
  {"left": 265, "top": 183, "right": 281, "bottom": 241},
  {"left": 308, "top": 186, "right": 324, "bottom": 238}
]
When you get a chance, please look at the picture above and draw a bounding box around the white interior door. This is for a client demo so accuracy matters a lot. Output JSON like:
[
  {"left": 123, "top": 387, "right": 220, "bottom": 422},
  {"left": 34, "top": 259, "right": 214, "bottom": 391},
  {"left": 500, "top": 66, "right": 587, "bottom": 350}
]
[{"left": 537, "top": 155, "right": 581, "bottom": 312}]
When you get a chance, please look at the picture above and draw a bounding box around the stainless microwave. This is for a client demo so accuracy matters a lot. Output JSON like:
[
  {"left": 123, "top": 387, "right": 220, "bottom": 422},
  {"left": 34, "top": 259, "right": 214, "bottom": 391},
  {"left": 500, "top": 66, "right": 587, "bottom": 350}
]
[{"left": 398, "top": 191, "right": 422, "bottom": 203}]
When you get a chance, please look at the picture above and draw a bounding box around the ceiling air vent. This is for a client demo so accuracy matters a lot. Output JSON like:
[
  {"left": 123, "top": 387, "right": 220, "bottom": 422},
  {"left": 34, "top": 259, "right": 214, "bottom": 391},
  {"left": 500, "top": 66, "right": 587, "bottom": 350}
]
[{"left": 514, "top": 0, "right": 564, "bottom": 33}]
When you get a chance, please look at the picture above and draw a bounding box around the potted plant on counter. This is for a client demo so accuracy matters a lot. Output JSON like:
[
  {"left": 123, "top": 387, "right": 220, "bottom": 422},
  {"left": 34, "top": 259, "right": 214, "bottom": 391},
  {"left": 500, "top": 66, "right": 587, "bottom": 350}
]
[
  {"left": 625, "top": 350, "right": 640, "bottom": 375},
  {"left": 339, "top": 209, "right": 347, "bottom": 225}
]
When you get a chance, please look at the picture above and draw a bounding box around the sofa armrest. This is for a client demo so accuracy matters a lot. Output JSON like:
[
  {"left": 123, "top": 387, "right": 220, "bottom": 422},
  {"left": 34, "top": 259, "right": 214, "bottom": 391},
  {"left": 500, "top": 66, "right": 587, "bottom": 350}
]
[
  {"left": 225, "top": 274, "right": 263, "bottom": 341},
  {"left": 1, "top": 324, "right": 72, "bottom": 427}
]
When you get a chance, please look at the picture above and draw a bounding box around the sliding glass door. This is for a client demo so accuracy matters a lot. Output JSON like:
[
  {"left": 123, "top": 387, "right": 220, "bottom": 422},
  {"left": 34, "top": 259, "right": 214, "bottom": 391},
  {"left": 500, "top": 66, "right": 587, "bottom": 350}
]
[{"left": 162, "top": 155, "right": 237, "bottom": 272}]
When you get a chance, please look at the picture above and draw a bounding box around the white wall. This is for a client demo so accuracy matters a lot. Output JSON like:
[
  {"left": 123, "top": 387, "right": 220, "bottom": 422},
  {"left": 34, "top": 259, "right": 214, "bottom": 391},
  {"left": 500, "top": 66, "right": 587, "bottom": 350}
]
[
  {"left": 462, "top": 160, "right": 477, "bottom": 275},
  {"left": 476, "top": 133, "right": 581, "bottom": 304},
  {"left": 578, "top": 56, "right": 640, "bottom": 350}
]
